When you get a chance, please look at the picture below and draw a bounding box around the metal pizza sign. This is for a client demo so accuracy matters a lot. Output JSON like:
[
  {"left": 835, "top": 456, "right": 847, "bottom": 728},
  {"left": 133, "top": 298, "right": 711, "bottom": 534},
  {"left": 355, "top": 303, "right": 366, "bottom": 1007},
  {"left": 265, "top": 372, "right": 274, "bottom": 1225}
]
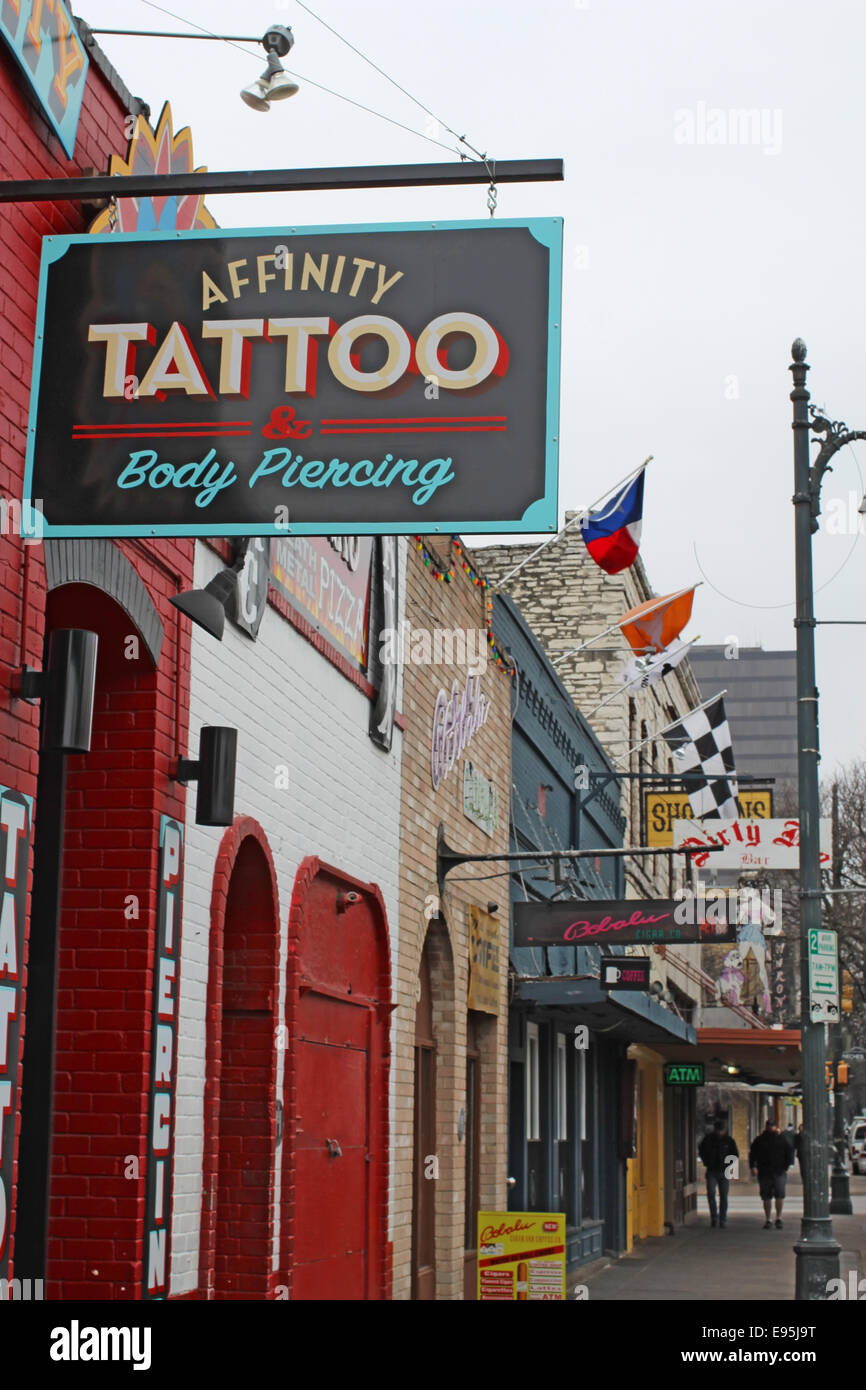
[{"left": 23, "top": 220, "right": 562, "bottom": 537}]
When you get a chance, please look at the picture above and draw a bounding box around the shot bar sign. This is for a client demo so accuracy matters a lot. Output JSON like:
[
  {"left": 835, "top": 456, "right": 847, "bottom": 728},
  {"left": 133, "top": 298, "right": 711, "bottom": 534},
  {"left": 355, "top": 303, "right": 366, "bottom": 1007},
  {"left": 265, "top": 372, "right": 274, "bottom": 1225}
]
[{"left": 24, "top": 220, "right": 562, "bottom": 537}]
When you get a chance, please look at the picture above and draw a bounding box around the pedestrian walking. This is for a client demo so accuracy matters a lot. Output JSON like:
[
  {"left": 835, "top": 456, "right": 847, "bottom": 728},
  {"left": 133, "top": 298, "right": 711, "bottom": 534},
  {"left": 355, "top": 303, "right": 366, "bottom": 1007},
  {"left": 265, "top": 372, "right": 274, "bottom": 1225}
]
[
  {"left": 749, "top": 1119, "right": 792, "bottom": 1229},
  {"left": 793, "top": 1123, "right": 805, "bottom": 1181},
  {"left": 698, "top": 1119, "right": 739, "bottom": 1228}
]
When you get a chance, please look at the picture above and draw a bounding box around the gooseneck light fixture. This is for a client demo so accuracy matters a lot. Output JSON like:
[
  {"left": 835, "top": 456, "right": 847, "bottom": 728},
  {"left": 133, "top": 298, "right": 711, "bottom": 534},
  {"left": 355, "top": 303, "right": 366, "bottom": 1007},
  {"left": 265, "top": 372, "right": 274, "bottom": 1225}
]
[
  {"left": 241, "top": 25, "right": 300, "bottom": 110},
  {"left": 170, "top": 539, "right": 251, "bottom": 641},
  {"left": 87, "top": 20, "right": 300, "bottom": 112}
]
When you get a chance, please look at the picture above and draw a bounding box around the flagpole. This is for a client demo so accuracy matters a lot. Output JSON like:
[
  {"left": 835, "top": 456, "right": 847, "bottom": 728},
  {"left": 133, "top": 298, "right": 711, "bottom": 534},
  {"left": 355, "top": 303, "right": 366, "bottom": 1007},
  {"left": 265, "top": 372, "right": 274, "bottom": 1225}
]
[
  {"left": 552, "top": 583, "right": 700, "bottom": 667},
  {"left": 493, "top": 457, "right": 652, "bottom": 590},
  {"left": 584, "top": 636, "right": 701, "bottom": 719},
  {"left": 614, "top": 688, "right": 728, "bottom": 765}
]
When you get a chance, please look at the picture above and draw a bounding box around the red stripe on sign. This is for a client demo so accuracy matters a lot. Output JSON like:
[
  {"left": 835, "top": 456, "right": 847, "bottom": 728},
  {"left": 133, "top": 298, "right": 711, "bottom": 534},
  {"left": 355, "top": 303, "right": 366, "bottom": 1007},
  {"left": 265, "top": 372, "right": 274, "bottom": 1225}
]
[
  {"left": 320, "top": 425, "right": 506, "bottom": 435},
  {"left": 71, "top": 430, "right": 252, "bottom": 440},
  {"left": 320, "top": 416, "right": 507, "bottom": 425},
  {"left": 478, "top": 1243, "right": 565, "bottom": 1268},
  {"left": 73, "top": 420, "right": 253, "bottom": 431}
]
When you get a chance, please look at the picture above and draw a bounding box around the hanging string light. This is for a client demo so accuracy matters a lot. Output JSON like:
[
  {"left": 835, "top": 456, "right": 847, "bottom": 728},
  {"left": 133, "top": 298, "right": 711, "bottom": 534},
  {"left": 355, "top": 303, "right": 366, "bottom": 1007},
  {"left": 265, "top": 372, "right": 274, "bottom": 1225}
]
[
  {"left": 413, "top": 534, "right": 515, "bottom": 676},
  {"left": 413, "top": 535, "right": 454, "bottom": 583},
  {"left": 451, "top": 537, "right": 515, "bottom": 677}
]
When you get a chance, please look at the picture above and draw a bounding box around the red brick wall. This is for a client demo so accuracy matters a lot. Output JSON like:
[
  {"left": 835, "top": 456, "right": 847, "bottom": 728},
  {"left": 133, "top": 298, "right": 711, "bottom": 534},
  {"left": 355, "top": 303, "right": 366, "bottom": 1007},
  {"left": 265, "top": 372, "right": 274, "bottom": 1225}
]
[{"left": 0, "top": 46, "right": 196, "bottom": 1289}]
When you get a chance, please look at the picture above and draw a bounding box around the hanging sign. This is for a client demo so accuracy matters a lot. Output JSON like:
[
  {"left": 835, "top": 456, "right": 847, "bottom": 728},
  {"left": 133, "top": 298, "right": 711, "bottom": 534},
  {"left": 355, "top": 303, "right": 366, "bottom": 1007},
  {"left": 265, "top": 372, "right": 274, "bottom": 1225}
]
[
  {"left": 664, "top": 1062, "right": 705, "bottom": 1086},
  {"left": 645, "top": 789, "right": 772, "bottom": 846},
  {"left": 144, "top": 817, "right": 183, "bottom": 1299},
  {"left": 23, "top": 220, "right": 561, "bottom": 537},
  {"left": 513, "top": 897, "right": 738, "bottom": 947},
  {"left": 673, "top": 817, "right": 832, "bottom": 870},
  {"left": 468, "top": 905, "right": 500, "bottom": 1014},
  {"left": 0, "top": 787, "right": 33, "bottom": 1286},
  {"left": 477, "top": 1212, "right": 566, "bottom": 1300},
  {"left": 0, "top": 1, "right": 88, "bottom": 158},
  {"left": 600, "top": 956, "right": 651, "bottom": 990}
]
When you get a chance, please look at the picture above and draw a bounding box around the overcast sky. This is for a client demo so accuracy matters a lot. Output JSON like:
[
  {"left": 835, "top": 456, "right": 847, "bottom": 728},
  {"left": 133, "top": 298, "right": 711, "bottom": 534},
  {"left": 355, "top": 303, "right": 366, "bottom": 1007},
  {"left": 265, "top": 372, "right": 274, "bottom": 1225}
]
[{"left": 79, "top": 0, "right": 866, "bottom": 780}]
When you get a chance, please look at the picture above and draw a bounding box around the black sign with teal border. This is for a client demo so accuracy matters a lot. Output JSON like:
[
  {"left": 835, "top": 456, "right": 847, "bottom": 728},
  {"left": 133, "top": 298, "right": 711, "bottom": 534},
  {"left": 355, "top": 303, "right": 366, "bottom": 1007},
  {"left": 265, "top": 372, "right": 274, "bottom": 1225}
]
[{"left": 23, "top": 220, "right": 562, "bottom": 538}]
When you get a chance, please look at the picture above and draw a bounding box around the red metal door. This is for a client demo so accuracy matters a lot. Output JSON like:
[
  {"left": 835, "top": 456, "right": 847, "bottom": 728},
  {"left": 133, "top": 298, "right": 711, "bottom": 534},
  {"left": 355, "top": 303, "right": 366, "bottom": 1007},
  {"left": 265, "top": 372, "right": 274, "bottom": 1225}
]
[
  {"left": 294, "top": 992, "right": 370, "bottom": 1299},
  {"left": 289, "top": 865, "right": 389, "bottom": 1301}
]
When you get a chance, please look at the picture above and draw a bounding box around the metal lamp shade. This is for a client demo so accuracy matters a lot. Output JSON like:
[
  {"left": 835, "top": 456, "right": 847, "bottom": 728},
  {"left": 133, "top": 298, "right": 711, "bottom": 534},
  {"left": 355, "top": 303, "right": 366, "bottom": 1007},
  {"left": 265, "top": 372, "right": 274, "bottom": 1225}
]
[{"left": 170, "top": 568, "right": 239, "bottom": 640}]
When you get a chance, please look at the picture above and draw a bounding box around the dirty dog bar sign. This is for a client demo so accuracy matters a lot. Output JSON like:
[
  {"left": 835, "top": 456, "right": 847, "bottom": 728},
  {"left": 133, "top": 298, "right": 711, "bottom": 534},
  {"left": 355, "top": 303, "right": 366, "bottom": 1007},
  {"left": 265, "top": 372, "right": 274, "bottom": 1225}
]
[{"left": 24, "top": 221, "right": 562, "bottom": 537}]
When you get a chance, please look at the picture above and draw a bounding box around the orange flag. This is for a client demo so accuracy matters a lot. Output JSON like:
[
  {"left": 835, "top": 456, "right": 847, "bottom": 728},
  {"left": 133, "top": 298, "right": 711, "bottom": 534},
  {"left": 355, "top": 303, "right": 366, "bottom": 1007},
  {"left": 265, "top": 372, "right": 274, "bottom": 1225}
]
[{"left": 618, "top": 588, "right": 695, "bottom": 655}]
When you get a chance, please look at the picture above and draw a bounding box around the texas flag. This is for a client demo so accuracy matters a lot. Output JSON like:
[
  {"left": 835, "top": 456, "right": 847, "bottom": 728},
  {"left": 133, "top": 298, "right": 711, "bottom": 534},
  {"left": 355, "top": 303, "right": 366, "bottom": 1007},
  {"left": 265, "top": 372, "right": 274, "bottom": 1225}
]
[{"left": 581, "top": 468, "right": 645, "bottom": 574}]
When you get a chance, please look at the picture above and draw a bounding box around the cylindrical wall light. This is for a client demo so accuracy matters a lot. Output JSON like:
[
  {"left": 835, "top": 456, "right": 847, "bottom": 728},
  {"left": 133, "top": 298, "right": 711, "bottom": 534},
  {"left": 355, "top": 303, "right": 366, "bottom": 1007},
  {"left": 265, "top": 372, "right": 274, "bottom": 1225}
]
[
  {"left": 15, "top": 628, "right": 99, "bottom": 753},
  {"left": 43, "top": 629, "right": 99, "bottom": 753},
  {"left": 175, "top": 726, "right": 238, "bottom": 826}
]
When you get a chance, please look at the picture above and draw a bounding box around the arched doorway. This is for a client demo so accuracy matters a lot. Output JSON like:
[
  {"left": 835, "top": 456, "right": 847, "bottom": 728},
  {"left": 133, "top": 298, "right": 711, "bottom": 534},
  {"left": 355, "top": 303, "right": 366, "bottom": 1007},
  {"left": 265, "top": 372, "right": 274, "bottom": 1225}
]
[
  {"left": 285, "top": 860, "right": 391, "bottom": 1301},
  {"left": 16, "top": 579, "right": 164, "bottom": 1295},
  {"left": 204, "top": 826, "right": 281, "bottom": 1299}
]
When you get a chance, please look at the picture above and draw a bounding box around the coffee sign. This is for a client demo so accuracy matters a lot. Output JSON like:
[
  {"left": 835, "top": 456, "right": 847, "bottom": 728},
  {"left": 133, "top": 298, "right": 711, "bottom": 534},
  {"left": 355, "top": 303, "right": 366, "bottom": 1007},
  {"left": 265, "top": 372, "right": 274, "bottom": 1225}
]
[{"left": 24, "top": 221, "right": 561, "bottom": 537}]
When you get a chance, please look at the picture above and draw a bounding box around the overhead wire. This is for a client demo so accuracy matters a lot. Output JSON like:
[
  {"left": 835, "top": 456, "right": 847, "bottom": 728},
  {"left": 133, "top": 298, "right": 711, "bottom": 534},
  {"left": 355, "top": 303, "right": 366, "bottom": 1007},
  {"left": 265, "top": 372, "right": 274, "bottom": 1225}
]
[
  {"left": 290, "top": 0, "right": 490, "bottom": 162},
  {"left": 135, "top": 0, "right": 470, "bottom": 158}
]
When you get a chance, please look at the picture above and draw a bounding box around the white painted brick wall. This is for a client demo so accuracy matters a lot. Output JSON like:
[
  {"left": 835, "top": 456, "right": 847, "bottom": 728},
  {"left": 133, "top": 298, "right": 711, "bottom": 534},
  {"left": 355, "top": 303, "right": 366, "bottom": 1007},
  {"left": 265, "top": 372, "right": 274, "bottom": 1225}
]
[{"left": 171, "top": 540, "right": 405, "bottom": 1295}]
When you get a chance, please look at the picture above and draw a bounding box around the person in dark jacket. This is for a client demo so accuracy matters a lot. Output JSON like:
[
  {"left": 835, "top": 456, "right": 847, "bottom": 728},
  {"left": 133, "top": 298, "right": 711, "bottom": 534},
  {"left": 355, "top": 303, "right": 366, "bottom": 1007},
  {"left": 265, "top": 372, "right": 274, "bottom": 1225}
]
[
  {"left": 793, "top": 1124, "right": 805, "bottom": 1181},
  {"left": 749, "top": 1119, "right": 792, "bottom": 1228},
  {"left": 698, "top": 1119, "right": 739, "bottom": 1228}
]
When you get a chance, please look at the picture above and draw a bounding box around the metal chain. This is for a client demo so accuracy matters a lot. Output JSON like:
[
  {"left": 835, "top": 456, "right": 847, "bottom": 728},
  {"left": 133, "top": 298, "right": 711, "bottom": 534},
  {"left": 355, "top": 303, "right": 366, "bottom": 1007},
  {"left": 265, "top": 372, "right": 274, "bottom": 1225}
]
[{"left": 487, "top": 181, "right": 498, "bottom": 217}]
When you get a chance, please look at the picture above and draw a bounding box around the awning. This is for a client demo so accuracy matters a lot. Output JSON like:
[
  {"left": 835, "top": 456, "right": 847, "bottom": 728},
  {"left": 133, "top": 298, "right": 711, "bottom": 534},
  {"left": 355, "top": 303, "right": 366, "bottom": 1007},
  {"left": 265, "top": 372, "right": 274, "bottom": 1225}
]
[
  {"left": 651, "top": 1028, "right": 802, "bottom": 1085},
  {"left": 513, "top": 975, "right": 697, "bottom": 1046}
]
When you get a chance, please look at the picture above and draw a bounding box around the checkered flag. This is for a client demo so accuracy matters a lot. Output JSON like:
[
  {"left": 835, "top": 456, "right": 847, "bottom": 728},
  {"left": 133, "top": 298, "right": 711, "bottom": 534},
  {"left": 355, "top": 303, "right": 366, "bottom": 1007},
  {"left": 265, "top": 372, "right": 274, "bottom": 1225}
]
[{"left": 662, "top": 695, "right": 738, "bottom": 819}]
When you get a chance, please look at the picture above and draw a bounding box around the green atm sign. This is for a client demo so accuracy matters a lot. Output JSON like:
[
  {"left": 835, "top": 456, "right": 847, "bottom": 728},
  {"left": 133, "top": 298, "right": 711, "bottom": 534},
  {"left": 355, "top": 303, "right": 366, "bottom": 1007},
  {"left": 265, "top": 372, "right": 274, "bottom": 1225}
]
[{"left": 664, "top": 1062, "right": 705, "bottom": 1086}]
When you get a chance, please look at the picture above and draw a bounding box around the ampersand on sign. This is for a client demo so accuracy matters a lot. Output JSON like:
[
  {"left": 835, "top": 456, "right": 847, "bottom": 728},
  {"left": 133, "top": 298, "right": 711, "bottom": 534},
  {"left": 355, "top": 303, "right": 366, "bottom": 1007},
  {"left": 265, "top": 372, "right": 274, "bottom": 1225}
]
[{"left": 262, "top": 405, "right": 313, "bottom": 440}]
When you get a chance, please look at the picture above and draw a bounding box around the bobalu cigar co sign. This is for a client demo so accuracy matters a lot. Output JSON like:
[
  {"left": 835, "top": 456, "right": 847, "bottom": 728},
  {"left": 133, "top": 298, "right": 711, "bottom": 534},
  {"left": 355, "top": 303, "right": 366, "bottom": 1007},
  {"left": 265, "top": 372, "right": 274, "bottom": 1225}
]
[{"left": 23, "top": 221, "right": 562, "bottom": 537}]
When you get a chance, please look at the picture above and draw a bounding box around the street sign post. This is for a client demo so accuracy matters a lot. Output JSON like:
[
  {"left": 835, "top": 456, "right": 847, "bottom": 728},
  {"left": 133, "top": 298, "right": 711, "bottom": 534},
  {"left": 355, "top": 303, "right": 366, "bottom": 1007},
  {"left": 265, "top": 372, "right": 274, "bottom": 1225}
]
[{"left": 808, "top": 928, "right": 840, "bottom": 1024}]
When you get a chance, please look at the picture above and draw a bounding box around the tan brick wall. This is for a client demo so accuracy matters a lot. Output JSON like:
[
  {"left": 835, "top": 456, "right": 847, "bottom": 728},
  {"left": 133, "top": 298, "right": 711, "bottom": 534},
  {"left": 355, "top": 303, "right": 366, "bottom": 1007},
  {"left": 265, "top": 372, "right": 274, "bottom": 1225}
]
[{"left": 393, "top": 538, "right": 512, "bottom": 1300}]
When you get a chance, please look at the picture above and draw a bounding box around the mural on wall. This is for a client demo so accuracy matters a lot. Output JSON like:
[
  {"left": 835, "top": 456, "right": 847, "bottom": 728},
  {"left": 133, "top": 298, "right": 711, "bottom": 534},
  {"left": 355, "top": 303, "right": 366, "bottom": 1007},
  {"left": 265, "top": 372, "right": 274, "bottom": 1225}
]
[
  {"left": 709, "top": 884, "right": 775, "bottom": 1014},
  {"left": 88, "top": 100, "right": 216, "bottom": 235}
]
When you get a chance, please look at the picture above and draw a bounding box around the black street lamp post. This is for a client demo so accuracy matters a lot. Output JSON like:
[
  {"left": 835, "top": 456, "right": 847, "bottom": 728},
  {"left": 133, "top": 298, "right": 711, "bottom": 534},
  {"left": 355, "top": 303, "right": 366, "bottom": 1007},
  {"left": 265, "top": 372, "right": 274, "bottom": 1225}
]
[{"left": 788, "top": 338, "right": 865, "bottom": 1297}]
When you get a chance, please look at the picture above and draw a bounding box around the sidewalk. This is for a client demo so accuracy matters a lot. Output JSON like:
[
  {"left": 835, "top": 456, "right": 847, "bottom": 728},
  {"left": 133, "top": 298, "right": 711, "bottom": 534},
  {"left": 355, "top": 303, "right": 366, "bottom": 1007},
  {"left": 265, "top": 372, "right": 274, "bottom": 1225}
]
[{"left": 580, "top": 1175, "right": 866, "bottom": 1301}]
